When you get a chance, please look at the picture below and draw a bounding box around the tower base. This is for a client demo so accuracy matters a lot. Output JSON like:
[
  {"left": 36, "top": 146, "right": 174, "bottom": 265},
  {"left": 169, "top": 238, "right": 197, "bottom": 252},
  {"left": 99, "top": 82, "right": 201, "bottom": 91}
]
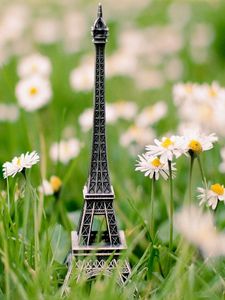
[{"left": 61, "top": 231, "right": 131, "bottom": 296}]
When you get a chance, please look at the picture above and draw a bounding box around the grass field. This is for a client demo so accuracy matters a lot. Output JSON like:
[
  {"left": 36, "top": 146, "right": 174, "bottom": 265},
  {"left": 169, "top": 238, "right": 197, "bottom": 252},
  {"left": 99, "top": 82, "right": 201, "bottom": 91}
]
[{"left": 1, "top": 0, "right": 225, "bottom": 299}]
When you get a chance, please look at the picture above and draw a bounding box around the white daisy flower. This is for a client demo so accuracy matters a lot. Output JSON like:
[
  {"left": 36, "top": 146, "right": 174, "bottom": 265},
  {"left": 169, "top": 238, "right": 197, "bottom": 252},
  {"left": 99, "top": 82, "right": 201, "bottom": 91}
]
[
  {"left": 39, "top": 176, "right": 62, "bottom": 196},
  {"left": 175, "top": 205, "right": 225, "bottom": 258},
  {"left": 70, "top": 64, "right": 93, "bottom": 91},
  {"left": 2, "top": 151, "right": 40, "bottom": 179},
  {"left": 146, "top": 135, "right": 185, "bottom": 162},
  {"left": 16, "top": 76, "right": 52, "bottom": 112},
  {"left": 17, "top": 53, "right": 52, "bottom": 78},
  {"left": 197, "top": 183, "right": 225, "bottom": 210},
  {"left": 49, "top": 138, "right": 81, "bottom": 164},
  {"left": 182, "top": 131, "right": 218, "bottom": 155},
  {"left": 135, "top": 153, "right": 176, "bottom": 180}
]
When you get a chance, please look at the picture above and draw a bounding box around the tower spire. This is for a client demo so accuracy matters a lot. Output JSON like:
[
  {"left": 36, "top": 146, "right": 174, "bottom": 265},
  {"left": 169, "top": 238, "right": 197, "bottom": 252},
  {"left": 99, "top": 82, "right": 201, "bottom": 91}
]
[
  {"left": 92, "top": 3, "right": 108, "bottom": 44},
  {"left": 98, "top": 3, "right": 103, "bottom": 18}
]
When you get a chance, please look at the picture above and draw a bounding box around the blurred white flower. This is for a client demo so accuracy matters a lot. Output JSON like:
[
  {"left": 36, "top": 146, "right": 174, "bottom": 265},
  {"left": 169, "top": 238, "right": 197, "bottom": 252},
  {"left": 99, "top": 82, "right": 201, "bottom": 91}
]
[
  {"left": 39, "top": 179, "right": 53, "bottom": 196},
  {"left": 146, "top": 136, "right": 185, "bottom": 162},
  {"left": 173, "top": 82, "right": 225, "bottom": 136},
  {"left": 135, "top": 154, "right": 176, "bottom": 180},
  {"left": 190, "top": 23, "right": 214, "bottom": 49},
  {"left": 175, "top": 205, "right": 225, "bottom": 258},
  {"left": 70, "top": 64, "right": 93, "bottom": 91},
  {"left": 135, "top": 101, "right": 167, "bottom": 128},
  {"left": 0, "top": 4, "right": 30, "bottom": 43},
  {"left": 164, "top": 57, "right": 183, "bottom": 81},
  {"left": 39, "top": 176, "right": 62, "bottom": 196},
  {"left": 167, "top": 2, "right": 191, "bottom": 27},
  {"left": 0, "top": 104, "right": 19, "bottom": 122},
  {"left": 50, "top": 138, "right": 81, "bottom": 164},
  {"left": 107, "top": 50, "right": 138, "bottom": 78},
  {"left": 120, "top": 125, "right": 155, "bottom": 155},
  {"left": 79, "top": 108, "right": 93, "bottom": 132},
  {"left": 33, "top": 18, "right": 61, "bottom": 44},
  {"left": 104, "top": 0, "right": 148, "bottom": 17},
  {"left": 135, "top": 69, "right": 165, "bottom": 91},
  {"left": 105, "top": 103, "right": 119, "bottom": 124},
  {"left": 189, "top": 23, "right": 214, "bottom": 64},
  {"left": 118, "top": 27, "right": 145, "bottom": 57},
  {"left": 62, "top": 11, "right": 87, "bottom": 53},
  {"left": 2, "top": 151, "right": 39, "bottom": 179},
  {"left": 173, "top": 82, "right": 198, "bottom": 105},
  {"left": 197, "top": 184, "right": 225, "bottom": 210},
  {"left": 16, "top": 76, "right": 52, "bottom": 111},
  {"left": 17, "top": 53, "right": 52, "bottom": 78},
  {"left": 112, "top": 101, "right": 138, "bottom": 120},
  {"left": 143, "top": 25, "right": 183, "bottom": 58}
]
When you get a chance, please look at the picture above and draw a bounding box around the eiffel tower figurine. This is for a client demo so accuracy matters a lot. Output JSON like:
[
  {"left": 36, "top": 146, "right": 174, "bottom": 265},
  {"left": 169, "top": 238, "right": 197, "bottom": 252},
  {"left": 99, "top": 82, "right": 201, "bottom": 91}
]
[{"left": 62, "top": 4, "right": 131, "bottom": 293}]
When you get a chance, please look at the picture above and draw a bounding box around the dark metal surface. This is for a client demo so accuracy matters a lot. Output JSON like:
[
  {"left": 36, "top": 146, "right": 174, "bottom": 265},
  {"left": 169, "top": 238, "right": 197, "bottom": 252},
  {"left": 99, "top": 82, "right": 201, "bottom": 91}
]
[
  {"left": 78, "top": 200, "right": 121, "bottom": 246},
  {"left": 62, "top": 5, "right": 131, "bottom": 293}
]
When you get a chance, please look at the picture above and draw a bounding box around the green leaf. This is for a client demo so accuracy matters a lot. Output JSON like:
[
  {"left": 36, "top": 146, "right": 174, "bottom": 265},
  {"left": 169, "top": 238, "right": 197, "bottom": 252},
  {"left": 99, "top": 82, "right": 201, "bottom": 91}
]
[{"left": 50, "top": 224, "right": 70, "bottom": 264}]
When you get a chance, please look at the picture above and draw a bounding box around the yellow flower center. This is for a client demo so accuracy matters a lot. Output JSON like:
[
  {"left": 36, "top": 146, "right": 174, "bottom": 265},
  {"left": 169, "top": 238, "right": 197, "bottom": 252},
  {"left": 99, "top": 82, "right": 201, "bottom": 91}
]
[
  {"left": 50, "top": 176, "right": 62, "bottom": 193},
  {"left": 31, "top": 64, "right": 37, "bottom": 72},
  {"left": 115, "top": 101, "right": 126, "bottom": 112},
  {"left": 208, "top": 88, "right": 217, "bottom": 98},
  {"left": 130, "top": 125, "right": 140, "bottom": 135},
  {"left": 200, "top": 105, "right": 213, "bottom": 120},
  {"left": 188, "top": 140, "right": 202, "bottom": 153},
  {"left": 151, "top": 158, "right": 161, "bottom": 167},
  {"left": 210, "top": 183, "right": 224, "bottom": 195},
  {"left": 29, "top": 87, "right": 38, "bottom": 96},
  {"left": 185, "top": 84, "right": 193, "bottom": 94},
  {"left": 16, "top": 158, "right": 21, "bottom": 167},
  {"left": 161, "top": 138, "right": 173, "bottom": 148}
]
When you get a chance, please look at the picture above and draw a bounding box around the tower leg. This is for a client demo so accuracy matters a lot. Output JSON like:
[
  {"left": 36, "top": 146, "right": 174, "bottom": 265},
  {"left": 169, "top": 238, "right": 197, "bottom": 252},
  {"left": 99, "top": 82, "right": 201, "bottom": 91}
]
[{"left": 61, "top": 254, "right": 73, "bottom": 297}]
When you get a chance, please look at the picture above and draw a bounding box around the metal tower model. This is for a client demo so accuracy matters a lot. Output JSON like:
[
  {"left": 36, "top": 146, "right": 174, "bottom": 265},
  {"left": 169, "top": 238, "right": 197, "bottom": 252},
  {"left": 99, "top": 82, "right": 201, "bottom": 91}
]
[{"left": 62, "top": 4, "right": 131, "bottom": 292}]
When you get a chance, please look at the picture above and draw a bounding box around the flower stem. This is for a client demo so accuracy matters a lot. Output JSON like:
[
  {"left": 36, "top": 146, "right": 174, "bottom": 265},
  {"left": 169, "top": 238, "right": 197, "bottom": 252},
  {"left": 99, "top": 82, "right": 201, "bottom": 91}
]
[
  {"left": 150, "top": 177, "right": 155, "bottom": 239},
  {"left": 168, "top": 160, "right": 173, "bottom": 252},
  {"left": 6, "top": 177, "right": 10, "bottom": 211},
  {"left": 22, "top": 182, "right": 30, "bottom": 260},
  {"left": 188, "top": 155, "right": 195, "bottom": 205},
  {"left": 33, "top": 189, "right": 39, "bottom": 270},
  {"left": 197, "top": 156, "right": 207, "bottom": 189}
]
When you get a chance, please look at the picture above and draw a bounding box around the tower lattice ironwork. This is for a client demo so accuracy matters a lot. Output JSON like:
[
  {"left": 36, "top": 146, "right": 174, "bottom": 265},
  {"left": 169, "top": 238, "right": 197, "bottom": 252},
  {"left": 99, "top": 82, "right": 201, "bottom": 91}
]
[{"left": 62, "top": 5, "right": 131, "bottom": 294}]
